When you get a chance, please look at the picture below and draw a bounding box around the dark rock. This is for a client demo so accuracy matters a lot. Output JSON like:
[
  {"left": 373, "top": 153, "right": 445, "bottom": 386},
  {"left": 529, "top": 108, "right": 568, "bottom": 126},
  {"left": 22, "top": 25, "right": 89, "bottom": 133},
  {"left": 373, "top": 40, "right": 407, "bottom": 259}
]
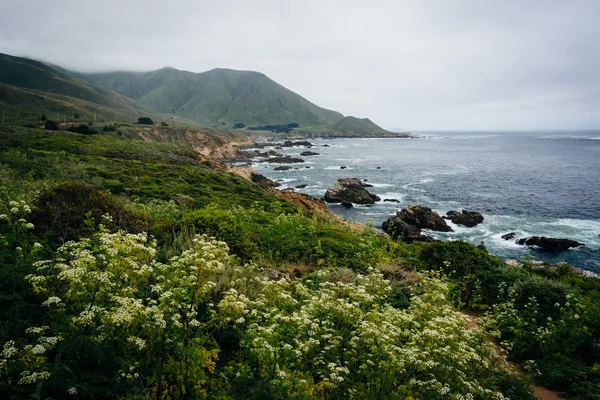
[
  {"left": 305, "top": 166, "right": 310, "bottom": 169},
  {"left": 382, "top": 216, "right": 437, "bottom": 243},
  {"left": 300, "top": 151, "right": 319, "bottom": 156},
  {"left": 397, "top": 204, "right": 453, "bottom": 232},
  {"left": 376, "top": 166, "right": 382, "bottom": 169},
  {"left": 295, "top": 184, "right": 308, "bottom": 189},
  {"left": 282, "top": 140, "right": 312, "bottom": 148},
  {"left": 266, "top": 156, "right": 305, "bottom": 164},
  {"left": 384, "top": 198, "right": 400, "bottom": 203},
  {"left": 444, "top": 210, "right": 460, "bottom": 218},
  {"left": 324, "top": 178, "right": 380, "bottom": 205},
  {"left": 363, "top": 183, "right": 374, "bottom": 187},
  {"left": 250, "top": 172, "right": 280, "bottom": 187},
  {"left": 341, "top": 201, "right": 354, "bottom": 208},
  {"left": 340, "top": 166, "right": 347, "bottom": 169},
  {"left": 322, "top": 144, "right": 330, "bottom": 147},
  {"left": 515, "top": 236, "right": 585, "bottom": 252},
  {"left": 273, "top": 166, "right": 294, "bottom": 171},
  {"left": 445, "top": 210, "right": 484, "bottom": 227},
  {"left": 501, "top": 232, "right": 516, "bottom": 240}
]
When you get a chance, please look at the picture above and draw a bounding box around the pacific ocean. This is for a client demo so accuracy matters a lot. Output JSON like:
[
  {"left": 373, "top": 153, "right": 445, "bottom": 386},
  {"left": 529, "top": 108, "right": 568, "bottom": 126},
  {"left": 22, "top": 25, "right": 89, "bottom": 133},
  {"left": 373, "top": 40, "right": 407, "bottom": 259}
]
[{"left": 252, "top": 131, "right": 600, "bottom": 273}]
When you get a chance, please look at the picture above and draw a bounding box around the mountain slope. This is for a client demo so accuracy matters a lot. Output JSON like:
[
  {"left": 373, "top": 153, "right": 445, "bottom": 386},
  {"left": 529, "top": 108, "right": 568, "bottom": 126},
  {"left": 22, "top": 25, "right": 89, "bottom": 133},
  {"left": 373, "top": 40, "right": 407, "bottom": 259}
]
[
  {"left": 332, "top": 116, "right": 389, "bottom": 134},
  {"left": 0, "top": 53, "right": 146, "bottom": 112},
  {"left": 76, "top": 67, "right": 345, "bottom": 127}
]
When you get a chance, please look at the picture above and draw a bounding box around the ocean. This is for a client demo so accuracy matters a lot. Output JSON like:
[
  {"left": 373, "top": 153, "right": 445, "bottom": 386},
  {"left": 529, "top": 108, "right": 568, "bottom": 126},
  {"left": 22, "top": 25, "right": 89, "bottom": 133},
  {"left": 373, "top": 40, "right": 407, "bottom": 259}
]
[{"left": 251, "top": 131, "right": 600, "bottom": 272}]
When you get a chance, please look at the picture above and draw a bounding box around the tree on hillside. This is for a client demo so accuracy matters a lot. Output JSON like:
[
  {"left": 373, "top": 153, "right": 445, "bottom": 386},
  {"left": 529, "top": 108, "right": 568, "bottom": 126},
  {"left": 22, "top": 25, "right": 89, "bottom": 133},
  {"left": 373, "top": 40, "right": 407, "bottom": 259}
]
[
  {"left": 137, "top": 117, "right": 154, "bottom": 125},
  {"left": 44, "top": 120, "right": 58, "bottom": 130}
]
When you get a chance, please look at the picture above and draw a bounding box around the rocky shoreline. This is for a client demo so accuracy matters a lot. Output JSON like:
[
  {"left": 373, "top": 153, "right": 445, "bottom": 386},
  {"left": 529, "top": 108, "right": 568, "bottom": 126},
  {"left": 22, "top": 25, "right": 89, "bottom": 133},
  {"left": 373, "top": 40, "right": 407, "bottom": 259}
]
[{"left": 221, "top": 138, "right": 589, "bottom": 262}]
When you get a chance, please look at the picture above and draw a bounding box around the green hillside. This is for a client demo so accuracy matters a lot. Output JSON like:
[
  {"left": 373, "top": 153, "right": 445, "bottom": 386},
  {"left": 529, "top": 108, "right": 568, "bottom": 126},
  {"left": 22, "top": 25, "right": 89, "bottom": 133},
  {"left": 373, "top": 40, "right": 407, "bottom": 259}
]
[
  {"left": 76, "top": 67, "right": 345, "bottom": 127},
  {"left": 0, "top": 53, "right": 145, "bottom": 112},
  {"left": 332, "top": 116, "right": 389, "bottom": 133}
]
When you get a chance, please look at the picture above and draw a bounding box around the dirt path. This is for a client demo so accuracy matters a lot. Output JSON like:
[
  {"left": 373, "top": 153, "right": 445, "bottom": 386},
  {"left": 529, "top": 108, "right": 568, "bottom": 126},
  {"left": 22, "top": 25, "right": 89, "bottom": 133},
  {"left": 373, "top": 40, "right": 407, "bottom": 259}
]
[{"left": 464, "top": 315, "right": 562, "bottom": 400}]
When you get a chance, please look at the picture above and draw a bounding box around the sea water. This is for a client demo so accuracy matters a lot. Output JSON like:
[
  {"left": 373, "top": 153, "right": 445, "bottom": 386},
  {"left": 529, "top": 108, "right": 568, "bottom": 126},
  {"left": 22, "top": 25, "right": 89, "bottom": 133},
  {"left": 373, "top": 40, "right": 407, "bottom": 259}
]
[{"left": 252, "top": 131, "right": 600, "bottom": 272}]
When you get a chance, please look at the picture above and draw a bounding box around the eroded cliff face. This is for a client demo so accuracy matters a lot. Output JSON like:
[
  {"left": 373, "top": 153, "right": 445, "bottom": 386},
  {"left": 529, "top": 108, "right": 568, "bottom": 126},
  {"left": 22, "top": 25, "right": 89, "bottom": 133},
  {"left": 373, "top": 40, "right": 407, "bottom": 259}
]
[
  {"left": 194, "top": 135, "right": 254, "bottom": 160},
  {"left": 195, "top": 136, "right": 341, "bottom": 221}
]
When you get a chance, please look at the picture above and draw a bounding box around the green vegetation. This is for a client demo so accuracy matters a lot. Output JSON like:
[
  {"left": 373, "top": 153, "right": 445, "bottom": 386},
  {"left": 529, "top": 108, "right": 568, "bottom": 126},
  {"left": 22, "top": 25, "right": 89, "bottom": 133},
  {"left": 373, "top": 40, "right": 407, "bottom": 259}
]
[
  {"left": 75, "top": 67, "right": 345, "bottom": 128},
  {"left": 137, "top": 117, "right": 154, "bottom": 125},
  {"left": 331, "top": 116, "right": 389, "bottom": 134},
  {"left": 0, "top": 53, "right": 597, "bottom": 398}
]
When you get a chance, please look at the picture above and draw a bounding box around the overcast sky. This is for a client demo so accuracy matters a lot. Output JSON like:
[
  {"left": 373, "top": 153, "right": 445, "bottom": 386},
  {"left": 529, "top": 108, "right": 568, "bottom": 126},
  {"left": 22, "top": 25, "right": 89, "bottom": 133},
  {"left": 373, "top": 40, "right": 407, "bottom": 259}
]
[{"left": 1, "top": 0, "right": 599, "bottom": 130}]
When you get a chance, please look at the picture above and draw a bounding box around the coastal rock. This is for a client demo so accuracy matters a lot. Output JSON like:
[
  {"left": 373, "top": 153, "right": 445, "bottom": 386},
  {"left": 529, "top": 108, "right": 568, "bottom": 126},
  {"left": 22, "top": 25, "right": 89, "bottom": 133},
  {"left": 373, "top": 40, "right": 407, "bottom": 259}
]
[
  {"left": 501, "top": 232, "right": 516, "bottom": 240},
  {"left": 515, "top": 236, "right": 585, "bottom": 252},
  {"left": 266, "top": 156, "right": 304, "bottom": 164},
  {"left": 383, "top": 198, "right": 400, "bottom": 203},
  {"left": 397, "top": 204, "right": 453, "bottom": 232},
  {"left": 382, "top": 215, "right": 436, "bottom": 243},
  {"left": 324, "top": 178, "right": 380, "bottom": 205},
  {"left": 282, "top": 140, "right": 312, "bottom": 148},
  {"left": 300, "top": 151, "right": 319, "bottom": 156},
  {"left": 445, "top": 210, "right": 484, "bottom": 227},
  {"left": 273, "top": 166, "right": 294, "bottom": 171},
  {"left": 295, "top": 184, "right": 308, "bottom": 189},
  {"left": 340, "top": 166, "right": 347, "bottom": 169},
  {"left": 341, "top": 201, "right": 354, "bottom": 208},
  {"left": 250, "top": 172, "right": 280, "bottom": 187}
]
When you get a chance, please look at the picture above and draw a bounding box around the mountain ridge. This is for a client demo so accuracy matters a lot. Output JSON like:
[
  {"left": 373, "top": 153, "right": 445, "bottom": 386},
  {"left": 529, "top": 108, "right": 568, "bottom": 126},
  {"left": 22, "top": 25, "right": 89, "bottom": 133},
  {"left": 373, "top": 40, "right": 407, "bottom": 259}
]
[{"left": 0, "top": 52, "right": 397, "bottom": 135}]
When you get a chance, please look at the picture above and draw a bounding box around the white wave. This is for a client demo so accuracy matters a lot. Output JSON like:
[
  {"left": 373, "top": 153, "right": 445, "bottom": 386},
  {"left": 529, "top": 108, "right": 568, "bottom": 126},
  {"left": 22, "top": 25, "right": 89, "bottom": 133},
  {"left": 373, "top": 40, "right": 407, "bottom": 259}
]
[{"left": 369, "top": 182, "right": 395, "bottom": 188}]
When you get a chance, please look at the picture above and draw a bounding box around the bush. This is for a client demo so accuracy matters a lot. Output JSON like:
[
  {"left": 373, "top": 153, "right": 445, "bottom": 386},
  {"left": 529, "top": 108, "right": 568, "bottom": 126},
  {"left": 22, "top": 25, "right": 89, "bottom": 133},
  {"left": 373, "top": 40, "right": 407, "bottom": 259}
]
[
  {"left": 101, "top": 123, "right": 116, "bottom": 132},
  {"left": 44, "top": 120, "right": 58, "bottom": 131},
  {"left": 31, "top": 183, "right": 146, "bottom": 243},
  {"left": 66, "top": 124, "right": 98, "bottom": 135},
  {"left": 137, "top": 117, "right": 154, "bottom": 125}
]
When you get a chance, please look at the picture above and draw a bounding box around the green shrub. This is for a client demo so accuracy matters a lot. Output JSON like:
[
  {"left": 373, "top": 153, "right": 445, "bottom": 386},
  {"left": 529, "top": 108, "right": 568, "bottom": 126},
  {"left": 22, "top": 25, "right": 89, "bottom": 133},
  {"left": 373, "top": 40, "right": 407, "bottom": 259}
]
[{"left": 31, "top": 183, "right": 147, "bottom": 243}]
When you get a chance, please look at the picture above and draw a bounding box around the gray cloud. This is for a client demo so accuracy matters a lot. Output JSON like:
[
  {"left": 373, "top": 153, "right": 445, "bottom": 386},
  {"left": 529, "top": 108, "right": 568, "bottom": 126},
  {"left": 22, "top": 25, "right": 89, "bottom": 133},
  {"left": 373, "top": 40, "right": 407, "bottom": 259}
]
[{"left": 1, "top": 0, "right": 599, "bottom": 130}]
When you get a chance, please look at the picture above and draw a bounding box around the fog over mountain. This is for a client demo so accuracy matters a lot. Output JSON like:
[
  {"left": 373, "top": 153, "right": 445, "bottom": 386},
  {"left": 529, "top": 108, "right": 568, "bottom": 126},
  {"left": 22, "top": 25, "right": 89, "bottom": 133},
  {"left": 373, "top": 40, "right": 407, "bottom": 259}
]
[{"left": 1, "top": 0, "right": 599, "bottom": 130}]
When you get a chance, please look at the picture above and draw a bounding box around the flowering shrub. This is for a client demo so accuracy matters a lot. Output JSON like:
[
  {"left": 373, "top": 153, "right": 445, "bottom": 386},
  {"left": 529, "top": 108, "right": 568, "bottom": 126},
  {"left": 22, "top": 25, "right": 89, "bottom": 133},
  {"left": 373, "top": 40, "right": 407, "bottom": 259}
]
[
  {"left": 1, "top": 223, "right": 230, "bottom": 399},
  {"left": 217, "top": 271, "right": 526, "bottom": 399}
]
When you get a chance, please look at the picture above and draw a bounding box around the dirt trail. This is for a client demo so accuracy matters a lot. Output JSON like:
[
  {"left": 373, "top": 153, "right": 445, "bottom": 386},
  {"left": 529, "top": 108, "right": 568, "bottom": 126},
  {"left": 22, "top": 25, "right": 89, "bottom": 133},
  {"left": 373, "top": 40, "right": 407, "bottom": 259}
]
[{"left": 464, "top": 315, "right": 562, "bottom": 400}]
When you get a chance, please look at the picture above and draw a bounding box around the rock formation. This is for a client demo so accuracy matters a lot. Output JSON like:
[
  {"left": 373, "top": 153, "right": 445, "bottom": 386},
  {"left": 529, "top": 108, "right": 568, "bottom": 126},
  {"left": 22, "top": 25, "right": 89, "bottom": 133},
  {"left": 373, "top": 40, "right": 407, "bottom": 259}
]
[
  {"left": 516, "top": 236, "right": 585, "bottom": 252},
  {"left": 444, "top": 210, "right": 484, "bottom": 227},
  {"left": 397, "top": 204, "right": 453, "bottom": 232},
  {"left": 324, "top": 178, "right": 380, "bottom": 205}
]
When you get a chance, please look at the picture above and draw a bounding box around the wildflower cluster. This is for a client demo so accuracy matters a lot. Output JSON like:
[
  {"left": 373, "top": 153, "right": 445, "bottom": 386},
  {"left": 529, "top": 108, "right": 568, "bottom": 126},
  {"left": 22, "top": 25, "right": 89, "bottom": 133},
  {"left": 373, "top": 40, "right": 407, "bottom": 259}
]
[
  {"left": 1, "top": 225, "right": 230, "bottom": 398},
  {"left": 218, "top": 271, "right": 509, "bottom": 399}
]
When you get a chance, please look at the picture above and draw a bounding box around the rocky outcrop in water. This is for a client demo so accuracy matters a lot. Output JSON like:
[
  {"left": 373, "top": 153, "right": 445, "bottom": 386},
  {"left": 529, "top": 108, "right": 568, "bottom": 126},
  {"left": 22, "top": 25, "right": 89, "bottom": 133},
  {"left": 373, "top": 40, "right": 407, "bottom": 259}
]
[
  {"left": 300, "top": 151, "right": 320, "bottom": 156},
  {"left": 516, "top": 236, "right": 585, "bottom": 252},
  {"left": 397, "top": 204, "right": 453, "bottom": 232},
  {"left": 266, "top": 156, "right": 305, "bottom": 164},
  {"left": 282, "top": 140, "right": 313, "bottom": 148},
  {"left": 501, "top": 232, "right": 516, "bottom": 240},
  {"left": 324, "top": 178, "right": 380, "bottom": 205},
  {"left": 444, "top": 210, "right": 484, "bottom": 227}
]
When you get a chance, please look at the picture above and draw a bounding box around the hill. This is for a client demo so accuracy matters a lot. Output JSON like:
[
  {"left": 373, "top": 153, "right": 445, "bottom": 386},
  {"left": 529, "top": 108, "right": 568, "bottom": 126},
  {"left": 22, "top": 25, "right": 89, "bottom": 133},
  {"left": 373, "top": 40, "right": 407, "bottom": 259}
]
[
  {"left": 0, "top": 54, "right": 205, "bottom": 127},
  {"left": 0, "top": 53, "right": 144, "bottom": 112},
  {"left": 76, "top": 67, "right": 346, "bottom": 128},
  {"left": 332, "top": 116, "right": 389, "bottom": 134},
  {"left": 1, "top": 53, "right": 396, "bottom": 135}
]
